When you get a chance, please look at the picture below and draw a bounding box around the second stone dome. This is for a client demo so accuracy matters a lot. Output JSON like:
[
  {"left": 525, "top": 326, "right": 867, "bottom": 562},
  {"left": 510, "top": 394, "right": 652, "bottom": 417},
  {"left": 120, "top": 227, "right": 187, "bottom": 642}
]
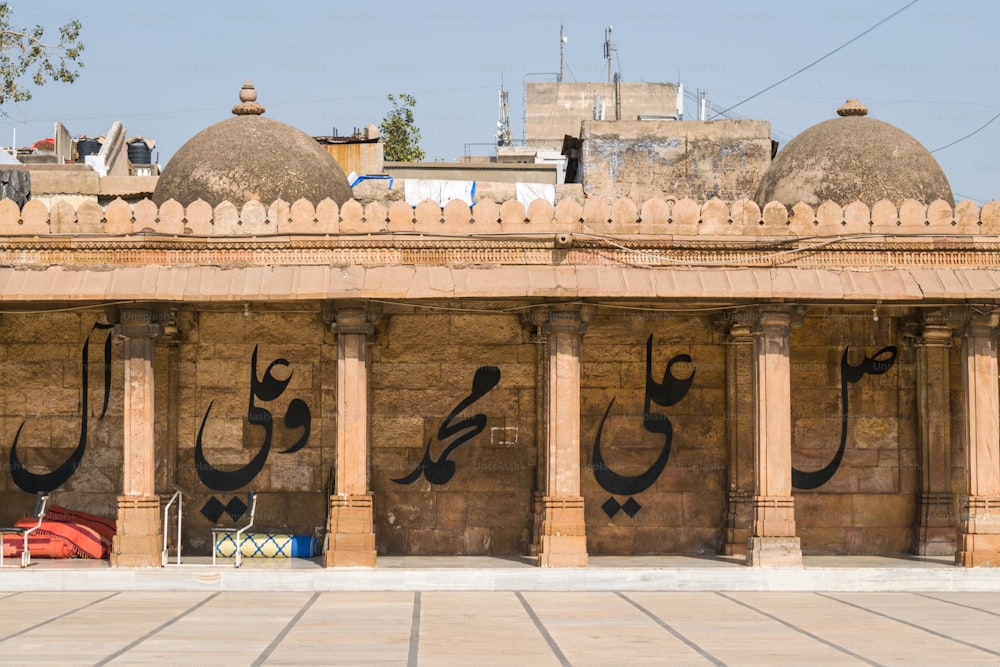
[
  {"left": 153, "top": 81, "right": 353, "bottom": 208},
  {"left": 755, "top": 99, "right": 953, "bottom": 208}
]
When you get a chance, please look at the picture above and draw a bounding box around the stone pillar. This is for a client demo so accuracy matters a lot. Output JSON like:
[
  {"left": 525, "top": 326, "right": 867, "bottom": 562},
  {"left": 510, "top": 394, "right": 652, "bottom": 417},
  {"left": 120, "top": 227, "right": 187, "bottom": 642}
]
[
  {"left": 326, "top": 305, "right": 378, "bottom": 567},
  {"left": 956, "top": 309, "right": 1000, "bottom": 567},
  {"left": 912, "top": 315, "right": 956, "bottom": 556},
  {"left": 747, "top": 309, "right": 802, "bottom": 567},
  {"left": 524, "top": 310, "right": 549, "bottom": 558},
  {"left": 537, "top": 305, "right": 588, "bottom": 567},
  {"left": 111, "top": 308, "right": 162, "bottom": 568},
  {"left": 722, "top": 318, "right": 754, "bottom": 557}
]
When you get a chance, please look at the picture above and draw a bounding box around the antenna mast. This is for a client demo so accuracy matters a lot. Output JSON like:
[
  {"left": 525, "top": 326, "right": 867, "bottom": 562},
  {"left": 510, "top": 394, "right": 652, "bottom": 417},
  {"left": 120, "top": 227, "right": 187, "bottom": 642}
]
[
  {"left": 496, "top": 84, "right": 512, "bottom": 146},
  {"left": 559, "top": 24, "right": 567, "bottom": 83},
  {"left": 604, "top": 26, "right": 613, "bottom": 84}
]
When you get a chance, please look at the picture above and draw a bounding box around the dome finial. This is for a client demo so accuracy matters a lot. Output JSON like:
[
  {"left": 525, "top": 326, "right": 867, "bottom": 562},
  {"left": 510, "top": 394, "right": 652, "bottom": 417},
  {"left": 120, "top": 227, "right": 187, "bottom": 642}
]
[
  {"left": 837, "top": 99, "right": 867, "bottom": 117},
  {"left": 232, "top": 80, "right": 265, "bottom": 116}
]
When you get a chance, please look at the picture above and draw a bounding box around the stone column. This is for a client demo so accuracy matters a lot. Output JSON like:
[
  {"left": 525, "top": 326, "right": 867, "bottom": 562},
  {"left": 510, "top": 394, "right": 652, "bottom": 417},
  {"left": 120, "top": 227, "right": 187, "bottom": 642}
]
[
  {"left": 722, "top": 318, "right": 754, "bottom": 557},
  {"left": 912, "top": 315, "right": 956, "bottom": 556},
  {"left": 537, "top": 305, "right": 588, "bottom": 567},
  {"left": 522, "top": 310, "right": 549, "bottom": 558},
  {"left": 747, "top": 309, "right": 802, "bottom": 566},
  {"left": 326, "top": 305, "right": 378, "bottom": 567},
  {"left": 956, "top": 309, "right": 1000, "bottom": 567},
  {"left": 111, "top": 308, "right": 162, "bottom": 568}
]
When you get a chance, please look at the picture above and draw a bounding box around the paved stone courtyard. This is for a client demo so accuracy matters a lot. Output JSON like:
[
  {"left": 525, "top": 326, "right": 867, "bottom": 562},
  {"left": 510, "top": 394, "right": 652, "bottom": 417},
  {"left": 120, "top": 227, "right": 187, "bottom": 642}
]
[{"left": 1, "top": 589, "right": 999, "bottom": 665}]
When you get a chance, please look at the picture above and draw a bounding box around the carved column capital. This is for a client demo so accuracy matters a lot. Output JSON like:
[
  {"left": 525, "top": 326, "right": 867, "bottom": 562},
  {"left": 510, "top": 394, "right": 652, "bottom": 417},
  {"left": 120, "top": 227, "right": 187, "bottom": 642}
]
[
  {"left": 714, "top": 309, "right": 755, "bottom": 343},
  {"left": 114, "top": 308, "right": 163, "bottom": 340},
  {"left": 961, "top": 307, "right": 1000, "bottom": 339},
  {"left": 749, "top": 306, "right": 803, "bottom": 338},
  {"left": 531, "top": 303, "right": 593, "bottom": 337},
  {"left": 916, "top": 321, "right": 956, "bottom": 347},
  {"left": 330, "top": 303, "right": 381, "bottom": 336}
]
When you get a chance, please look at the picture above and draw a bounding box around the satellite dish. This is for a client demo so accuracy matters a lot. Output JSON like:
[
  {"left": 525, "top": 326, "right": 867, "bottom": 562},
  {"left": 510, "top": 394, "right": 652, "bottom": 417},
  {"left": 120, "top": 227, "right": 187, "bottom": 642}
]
[{"left": 562, "top": 36, "right": 568, "bottom": 44}]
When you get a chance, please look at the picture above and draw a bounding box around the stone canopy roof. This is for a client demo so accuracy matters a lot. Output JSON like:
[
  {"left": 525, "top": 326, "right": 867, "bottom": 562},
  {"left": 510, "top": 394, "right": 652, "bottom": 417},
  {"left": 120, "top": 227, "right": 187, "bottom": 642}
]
[
  {"left": 152, "top": 81, "right": 352, "bottom": 208},
  {"left": 755, "top": 99, "right": 954, "bottom": 208}
]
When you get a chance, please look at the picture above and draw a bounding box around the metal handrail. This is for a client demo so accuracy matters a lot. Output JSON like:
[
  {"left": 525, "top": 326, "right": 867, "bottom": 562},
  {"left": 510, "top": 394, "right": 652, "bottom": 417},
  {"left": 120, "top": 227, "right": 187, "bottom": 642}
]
[
  {"left": 234, "top": 492, "right": 257, "bottom": 569},
  {"left": 20, "top": 493, "right": 50, "bottom": 567},
  {"left": 162, "top": 486, "right": 190, "bottom": 566}
]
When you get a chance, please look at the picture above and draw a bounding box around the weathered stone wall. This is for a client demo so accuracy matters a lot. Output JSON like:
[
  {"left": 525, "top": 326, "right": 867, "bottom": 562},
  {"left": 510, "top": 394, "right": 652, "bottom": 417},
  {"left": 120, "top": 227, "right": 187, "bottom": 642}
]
[
  {"left": 579, "top": 120, "right": 772, "bottom": 202},
  {"left": 170, "top": 308, "right": 333, "bottom": 554},
  {"left": 370, "top": 313, "right": 537, "bottom": 555},
  {"left": 580, "top": 312, "right": 727, "bottom": 555},
  {"left": 0, "top": 311, "right": 124, "bottom": 523},
  {"left": 790, "top": 313, "right": 919, "bottom": 554},
  {"left": 0, "top": 305, "right": 972, "bottom": 558}
]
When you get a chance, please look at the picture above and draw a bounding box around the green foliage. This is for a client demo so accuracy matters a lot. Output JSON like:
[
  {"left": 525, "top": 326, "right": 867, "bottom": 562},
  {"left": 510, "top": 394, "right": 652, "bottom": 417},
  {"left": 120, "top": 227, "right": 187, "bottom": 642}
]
[
  {"left": 379, "top": 93, "right": 424, "bottom": 162},
  {"left": 0, "top": 4, "right": 83, "bottom": 106}
]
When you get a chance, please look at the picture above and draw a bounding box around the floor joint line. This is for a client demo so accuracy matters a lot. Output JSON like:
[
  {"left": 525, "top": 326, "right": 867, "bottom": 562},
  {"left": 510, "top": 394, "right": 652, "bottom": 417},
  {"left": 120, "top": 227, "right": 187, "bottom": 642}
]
[
  {"left": 251, "top": 592, "right": 320, "bottom": 667},
  {"left": 515, "top": 591, "right": 571, "bottom": 667},
  {"left": 618, "top": 592, "right": 726, "bottom": 666},
  {"left": 912, "top": 592, "right": 1000, "bottom": 618},
  {"left": 716, "top": 592, "right": 882, "bottom": 666},
  {"left": 0, "top": 592, "right": 119, "bottom": 644},
  {"left": 406, "top": 591, "right": 421, "bottom": 667},
  {"left": 819, "top": 592, "right": 1000, "bottom": 658},
  {"left": 93, "top": 592, "right": 218, "bottom": 666}
]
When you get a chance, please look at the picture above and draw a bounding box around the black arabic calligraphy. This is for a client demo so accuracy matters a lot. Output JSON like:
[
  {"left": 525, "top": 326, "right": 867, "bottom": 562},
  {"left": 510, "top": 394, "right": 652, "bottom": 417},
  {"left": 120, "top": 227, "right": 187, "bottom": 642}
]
[
  {"left": 393, "top": 365, "right": 501, "bottom": 485},
  {"left": 195, "top": 345, "right": 311, "bottom": 491},
  {"left": 593, "top": 335, "right": 694, "bottom": 496},
  {"left": 791, "top": 345, "right": 897, "bottom": 489},
  {"left": 9, "top": 323, "right": 114, "bottom": 493}
]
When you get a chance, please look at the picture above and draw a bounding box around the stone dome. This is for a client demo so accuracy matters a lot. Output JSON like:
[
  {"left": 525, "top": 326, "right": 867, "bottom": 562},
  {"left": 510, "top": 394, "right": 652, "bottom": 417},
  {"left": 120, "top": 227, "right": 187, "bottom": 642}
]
[
  {"left": 754, "top": 99, "right": 953, "bottom": 208},
  {"left": 153, "top": 81, "right": 352, "bottom": 207}
]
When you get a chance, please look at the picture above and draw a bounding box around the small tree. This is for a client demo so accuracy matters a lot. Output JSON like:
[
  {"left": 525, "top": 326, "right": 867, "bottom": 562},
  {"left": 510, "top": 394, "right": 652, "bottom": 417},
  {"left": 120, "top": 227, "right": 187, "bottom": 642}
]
[
  {"left": 380, "top": 93, "right": 424, "bottom": 162},
  {"left": 0, "top": 4, "right": 83, "bottom": 106}
]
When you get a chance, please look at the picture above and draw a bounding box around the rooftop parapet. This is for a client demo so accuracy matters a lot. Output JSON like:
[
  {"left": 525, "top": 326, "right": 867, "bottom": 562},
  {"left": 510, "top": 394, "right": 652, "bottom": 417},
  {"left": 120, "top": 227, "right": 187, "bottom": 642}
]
[{"left": 0, "top": 196, "right": 992, "bottom": 239}]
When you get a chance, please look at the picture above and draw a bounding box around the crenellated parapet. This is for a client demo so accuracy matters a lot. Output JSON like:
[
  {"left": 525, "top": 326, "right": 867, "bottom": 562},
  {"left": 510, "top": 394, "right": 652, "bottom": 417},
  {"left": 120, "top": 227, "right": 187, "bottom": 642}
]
[{"left": 0, "top": 195, "right": 997, "bottom": 238}]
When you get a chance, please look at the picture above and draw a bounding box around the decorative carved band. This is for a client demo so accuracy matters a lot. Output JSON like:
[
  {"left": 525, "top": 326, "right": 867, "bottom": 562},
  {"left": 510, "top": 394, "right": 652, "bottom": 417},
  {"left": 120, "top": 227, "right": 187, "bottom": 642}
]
[
  {"left": 5, "top": 239, "right": 1000, "bottom": 270},
  {"left": 330, "top": 495, "right": 374, "bottom": 510}
]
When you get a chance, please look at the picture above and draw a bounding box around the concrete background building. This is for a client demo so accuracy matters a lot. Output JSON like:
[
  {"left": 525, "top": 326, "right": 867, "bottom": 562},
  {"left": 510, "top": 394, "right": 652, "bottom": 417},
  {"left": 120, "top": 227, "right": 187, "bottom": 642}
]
[{"left": 525, "top": 81, "right": 679, "bottom": 146}]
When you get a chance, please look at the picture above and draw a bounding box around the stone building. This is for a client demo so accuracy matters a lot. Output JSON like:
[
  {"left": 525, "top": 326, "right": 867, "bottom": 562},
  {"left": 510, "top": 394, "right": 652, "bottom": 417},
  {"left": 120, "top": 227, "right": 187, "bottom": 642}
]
[
  {"left": 1, "top": 90, "right": 998, "bottom": 570},
  {"left": 577, "top": 118, "right": 772, "bottom": 202}
]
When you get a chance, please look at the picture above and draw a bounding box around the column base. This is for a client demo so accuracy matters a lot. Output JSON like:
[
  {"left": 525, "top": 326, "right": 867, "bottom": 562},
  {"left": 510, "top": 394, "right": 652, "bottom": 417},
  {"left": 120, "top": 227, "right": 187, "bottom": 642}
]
[
  {"left": 747, "top": 536, "right": 802, "bottom": 567},
  {"left": 914, "top": 492, "right": 956, "bottom": 556},
  {"left": 111, "top": 496, "right": 162, "bottom": 568},
  {"left": 915, "top": 530, "right": 958, "bottom": 557},
  {"left": 955, "top": 496, "right": 1000, "bottom": 567},
  {"left": 956, "top": 533, "right": 1000, "bottom": 567},
  {"left": 537, "top": 496, "right": 588, "bottom": 568},
  {"left": 723, "top": 492, "right": 752, "bottom": 557},
  {"left": 528, "top": 492, "right": 544, "bottom": 557},
  {"left": 325, "top": 495, "right": 376, "bottom": 568}
]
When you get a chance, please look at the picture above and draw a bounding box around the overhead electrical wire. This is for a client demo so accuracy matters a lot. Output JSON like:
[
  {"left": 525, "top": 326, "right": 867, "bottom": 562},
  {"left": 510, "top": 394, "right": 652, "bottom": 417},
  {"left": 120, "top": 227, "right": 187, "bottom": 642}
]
[
  {"left": 710, "top": 0, "right": 919, "bottom": 119},
  {"left": 931, "top": 109, "right": 1000, "bottom": 153}
]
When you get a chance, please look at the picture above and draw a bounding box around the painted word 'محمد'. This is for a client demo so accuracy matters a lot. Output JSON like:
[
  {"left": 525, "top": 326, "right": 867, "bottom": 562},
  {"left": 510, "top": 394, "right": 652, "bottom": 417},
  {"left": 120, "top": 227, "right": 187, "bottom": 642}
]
[{"left": 393, "top": 365, "right": 501, "bottom": 486}]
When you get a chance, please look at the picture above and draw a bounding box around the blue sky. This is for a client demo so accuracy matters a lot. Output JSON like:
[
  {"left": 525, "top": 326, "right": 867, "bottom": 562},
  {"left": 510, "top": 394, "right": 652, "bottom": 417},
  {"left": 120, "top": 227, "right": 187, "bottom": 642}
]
[{"left": 7, "top": 0, "right": 999, "bottom": 204}]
